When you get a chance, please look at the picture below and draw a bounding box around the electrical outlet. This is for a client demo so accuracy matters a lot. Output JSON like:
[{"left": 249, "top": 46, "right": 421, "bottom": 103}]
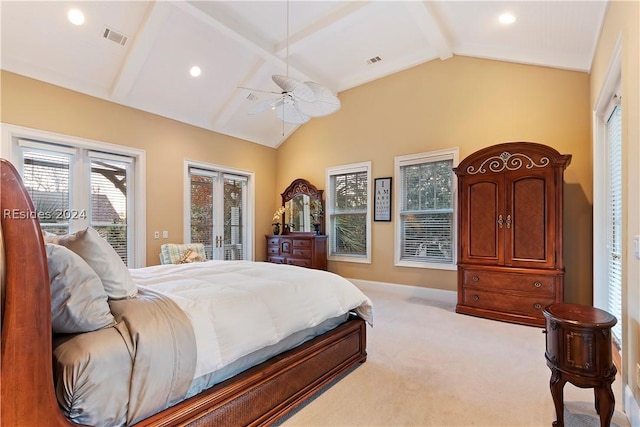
[
  {"left": 153, "top": 231, "right": 159, "bottom": 239},
  {"left": 162, "top": 231, "right": 169, "bottom": 239},
  {"left": 634, "top": 235, "right": 640, "bottom": 260}
]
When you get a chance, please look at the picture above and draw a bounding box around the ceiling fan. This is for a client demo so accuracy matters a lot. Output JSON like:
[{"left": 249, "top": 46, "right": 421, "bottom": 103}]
[{"left": 241, "top": 2, "right": 340, "bottom": 125}]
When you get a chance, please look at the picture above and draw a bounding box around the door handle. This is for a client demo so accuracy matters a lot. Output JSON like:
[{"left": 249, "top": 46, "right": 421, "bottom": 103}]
[
  {"left": 497, "top": 215, "right": 504, "bottom": 228},
  {"left": 506, "top": 214, "right": 511, "bottom": 229}
]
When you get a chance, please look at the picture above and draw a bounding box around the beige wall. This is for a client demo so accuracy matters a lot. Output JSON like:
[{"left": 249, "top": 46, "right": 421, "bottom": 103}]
[
  {"left": 279, "top": 55, "right": 593, "bottom": 304},
  {"left": 0, "top": 71, "right": 278, "bottom": 266},
  {"left": 590, "top": 0, "right": 640, "bottom": 414}
]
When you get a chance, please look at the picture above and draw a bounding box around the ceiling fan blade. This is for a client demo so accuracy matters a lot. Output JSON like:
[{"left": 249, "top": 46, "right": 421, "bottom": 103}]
[
  {"left": 275, "top": 102, "right": 310, "bottom": 125},
  {"left": 272, "top": 75, "right": 315, "bottom": 103},
  {"left": 248, "top": 97, "right": 281, "bottom": 115},
  {"left": 295, "top": 82, "right": 341, "bottom": 117}
]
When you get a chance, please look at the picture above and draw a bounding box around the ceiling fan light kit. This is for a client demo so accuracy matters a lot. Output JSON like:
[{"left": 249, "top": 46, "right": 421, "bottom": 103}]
[{"left": 247, "top": 75, "right": 340, "bottom": 125}]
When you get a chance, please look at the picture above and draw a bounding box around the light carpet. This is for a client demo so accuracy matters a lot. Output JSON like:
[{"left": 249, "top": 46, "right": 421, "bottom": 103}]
[{"left": 278, "top": 284, "right": 630, "bottom": 427}]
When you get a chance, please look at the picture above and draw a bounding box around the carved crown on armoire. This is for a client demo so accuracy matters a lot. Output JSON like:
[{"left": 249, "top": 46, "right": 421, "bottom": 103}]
[{"left": 454, "top": 142, "right": 572, "bottom": 327}]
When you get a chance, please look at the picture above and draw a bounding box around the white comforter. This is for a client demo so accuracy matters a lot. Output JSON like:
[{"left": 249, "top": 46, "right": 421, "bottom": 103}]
[{"left": 129, "top": 260, "right": 373, "bottom": 379}]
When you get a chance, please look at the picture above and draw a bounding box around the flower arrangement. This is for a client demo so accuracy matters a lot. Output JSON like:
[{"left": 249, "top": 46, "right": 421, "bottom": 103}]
[{"left": 272, "top": 206, "right": 285, "bottom": 225}]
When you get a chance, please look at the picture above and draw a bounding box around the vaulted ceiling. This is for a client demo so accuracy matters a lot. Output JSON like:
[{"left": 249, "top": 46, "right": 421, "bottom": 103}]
[{"left": 1, "top": 1, "right": 608, "bottom": 148}]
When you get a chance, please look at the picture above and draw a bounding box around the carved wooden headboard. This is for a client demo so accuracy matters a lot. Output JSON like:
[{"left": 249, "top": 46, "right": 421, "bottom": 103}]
[{"left": 1, "top": 159, "right": 75, "bottom": 425}]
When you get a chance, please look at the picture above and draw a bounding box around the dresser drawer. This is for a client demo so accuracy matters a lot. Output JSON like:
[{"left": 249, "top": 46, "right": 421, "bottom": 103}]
[
  {"left": 461, "top": 288, "right": 554, "bottom": 318},
  {"left": 292, "top": 249, "right": 311, "bottom": 258},
  {"left": 292, "top": 239, "right": 311, "bottom": 248},
  {"left": 267, "top": 256, "right": 286, "bottom": 264},
  {"left": 462, "top": 268, "right": 555, "bottom": 296},
  {"left": 267, "top": 237, "right": 280, "bottom": 246},
  {"left": 267, "top": 246, "right": 280, "bottom": 255},
  {"left": 287, "top": 258, "right": 311, "bottom": 268}
]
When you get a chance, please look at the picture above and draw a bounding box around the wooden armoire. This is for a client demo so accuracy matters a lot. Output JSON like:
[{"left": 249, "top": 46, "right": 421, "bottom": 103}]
[{"left": 454, "top": 142, "right": 572, "bottom": 327}]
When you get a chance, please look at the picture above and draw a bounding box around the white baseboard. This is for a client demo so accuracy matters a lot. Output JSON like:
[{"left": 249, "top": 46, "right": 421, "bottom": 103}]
[
  {"left": 625, "top": 384, "right": 639, "bottom": 426},
  {"left": 347, "top": 278, "right": 457, "bottom": 305}
]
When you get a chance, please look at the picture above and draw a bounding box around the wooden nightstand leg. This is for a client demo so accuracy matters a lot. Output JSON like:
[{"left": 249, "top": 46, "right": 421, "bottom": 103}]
[
  {"left": 550, "top": 368, "right": 566, "bottom": 427},
  {"left": 594, "top": 383, "right": 615, "bottom": 427}
]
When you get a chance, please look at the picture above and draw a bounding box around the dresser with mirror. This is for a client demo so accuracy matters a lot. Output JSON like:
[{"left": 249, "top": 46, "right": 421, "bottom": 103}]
[{"left": 266, "top": 178, "right": 328, "bottom": 270}]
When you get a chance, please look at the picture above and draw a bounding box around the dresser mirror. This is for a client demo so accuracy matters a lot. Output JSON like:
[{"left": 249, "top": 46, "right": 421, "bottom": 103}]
[{"left": 281, "top": 178, "right": 324, "bottom": 234}]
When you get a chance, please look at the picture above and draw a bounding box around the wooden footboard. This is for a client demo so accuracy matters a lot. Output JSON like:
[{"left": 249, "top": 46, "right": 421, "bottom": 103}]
[
  {"left": 138, "top": 316, "right": 366, "bottom": 427},
  {"left": 0, "top": 158, "right": 367, "bottom": 427}
]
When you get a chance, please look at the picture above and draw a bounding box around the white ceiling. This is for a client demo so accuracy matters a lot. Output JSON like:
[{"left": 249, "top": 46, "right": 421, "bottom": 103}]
[{"left": 1, "top": 1, "right": 608, "bottom": 148}]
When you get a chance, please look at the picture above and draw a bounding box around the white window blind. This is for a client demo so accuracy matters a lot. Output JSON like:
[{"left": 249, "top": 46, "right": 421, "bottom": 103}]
[
  {"left": 396, "top": 150, "right": 456, "bottom": 268},
  {"left": 20, "top": 146, "right": 74, "bottom": 235},
  {"left": 89, "top": 154, "right": 130, "bottom": 265},
  {"left": 327, "top": 163, "right": 371, "bottom": 261},
  {"left": 606, "top": 104, "right": 622, "bottom": 344}
]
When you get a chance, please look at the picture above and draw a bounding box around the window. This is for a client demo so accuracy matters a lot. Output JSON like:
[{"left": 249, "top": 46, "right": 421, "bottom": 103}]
[
  {"left": 326, "top": 162, "right": 371, "bottom": 263},
  {"left": 10, "top": 131, "right": 144, "bottom": 267},
  {"left": 395, "top": 148, "right": 458, "bottom": 270},
  {"left": 186, "top": 162, "right": 253, "bottom": 261}
]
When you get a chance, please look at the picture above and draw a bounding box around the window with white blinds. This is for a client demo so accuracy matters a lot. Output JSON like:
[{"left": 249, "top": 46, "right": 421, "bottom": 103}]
[
  {"left": 326, "top": 162, "right": 371, "bottom": 262},
  {"left": 18, "top": 140, "right": 135, "bottom": 266},
  {"left": 606, "top": 104, "right": 622, "bottom": 344},
  {"left": 395, "top": 149, "right": 457, "bottom": 269}
]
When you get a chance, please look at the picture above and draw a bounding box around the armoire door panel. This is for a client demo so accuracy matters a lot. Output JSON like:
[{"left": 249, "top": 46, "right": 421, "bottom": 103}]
[
  {"left": 510, "top": 176, "right": 546, "bottom": 263},
  {"left": 508, "top": 172, "right": 556, "bottom": 268},
  {"left": 463, "top": 177, "right": 503, "bottom": 264}
]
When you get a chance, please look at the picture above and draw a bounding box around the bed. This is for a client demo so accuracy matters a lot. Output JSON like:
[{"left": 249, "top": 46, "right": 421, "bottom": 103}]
[{"left": 0, "top": 158, "right": 371, "bottom": 426}]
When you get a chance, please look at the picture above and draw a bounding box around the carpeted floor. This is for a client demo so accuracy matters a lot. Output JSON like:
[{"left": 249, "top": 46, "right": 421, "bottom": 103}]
[{"left": 278, "top": 282, "right": 631, "bottom": 427}]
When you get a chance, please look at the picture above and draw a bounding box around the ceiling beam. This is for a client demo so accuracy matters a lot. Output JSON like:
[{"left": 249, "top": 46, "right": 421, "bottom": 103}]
[
  {"left": 110, "top": 2, "right": 173, "bottom": 102},
  {"left": 403, "top": 1, "right": 452, "bottom": 61},
  {"left": 273, "top": 1, "right": 372, "bottom": 91}
]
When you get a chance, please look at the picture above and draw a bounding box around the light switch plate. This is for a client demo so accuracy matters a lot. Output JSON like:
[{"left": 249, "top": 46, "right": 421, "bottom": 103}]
[{"left": 634, "top": 235, "right": 640, "bottom": 260}]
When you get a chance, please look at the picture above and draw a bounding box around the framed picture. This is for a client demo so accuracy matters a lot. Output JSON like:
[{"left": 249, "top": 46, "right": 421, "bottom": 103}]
[{"left": 374, "top": 177, "right": 392, "bottom": 221}]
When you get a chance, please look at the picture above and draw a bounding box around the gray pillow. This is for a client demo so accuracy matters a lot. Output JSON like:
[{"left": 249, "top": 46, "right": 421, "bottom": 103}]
[
  {"left": 46, "top": 243, "right": 116, "bottom": 334},
  {"left": 58, "top": 227, "right": 137, "bottom": 299}
]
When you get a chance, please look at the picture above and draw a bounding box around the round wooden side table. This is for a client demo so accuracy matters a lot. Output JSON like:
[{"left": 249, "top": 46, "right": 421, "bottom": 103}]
[{"left": 542, "top": 303, "right": 617, "bottom": 427}]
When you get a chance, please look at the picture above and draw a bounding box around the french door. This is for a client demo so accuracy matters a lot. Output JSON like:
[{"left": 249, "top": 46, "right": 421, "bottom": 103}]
[{"left": 189, "top": 167, "right": 248, "bottom": 260}]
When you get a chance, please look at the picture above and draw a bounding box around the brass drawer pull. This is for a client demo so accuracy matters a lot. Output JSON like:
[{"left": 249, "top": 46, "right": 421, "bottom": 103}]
[
  {"left": 472, "top": 275, "right": 479, "bottom": 282},
  {"left": 473, "top": 295, "right": 480, "bottom": 301},
  {"left": 534, "top": 281, "right": 542, "bottom": 288},
  {"left": 534, "top": 303, "right": 542, "bottom": 310}
]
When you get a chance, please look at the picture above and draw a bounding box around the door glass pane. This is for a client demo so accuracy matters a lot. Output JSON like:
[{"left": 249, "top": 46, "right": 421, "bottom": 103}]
[
  {"left": 606, "top": 105, "right": 622, "bottom": 344},
  {"left": 223, "top": 174, "right": 245, "bottom": 260},
  {"left": 190, "top": 173, "right": 215, "bottom": 260},
  {"left": 90, "top": 158, "right": 129, "bottom": 265}
]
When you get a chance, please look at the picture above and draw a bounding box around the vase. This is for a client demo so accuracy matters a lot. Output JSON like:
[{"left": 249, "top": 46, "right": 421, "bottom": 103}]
[
  {"left": 313, "top": 223, "right": 321, "bottom": 235},
  {"left": 273, "top": 223, "right": 280, "bottom": 235}
]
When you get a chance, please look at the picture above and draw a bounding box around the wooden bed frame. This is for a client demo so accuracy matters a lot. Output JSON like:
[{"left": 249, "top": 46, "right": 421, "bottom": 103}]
[{"left": 0, "top": 158, "right": 367, "bottom": 426}]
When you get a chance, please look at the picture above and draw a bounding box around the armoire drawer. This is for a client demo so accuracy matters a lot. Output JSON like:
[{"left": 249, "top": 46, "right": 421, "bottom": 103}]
[
  {"left": 462, "top": 268, "right": 555, "bottom": 297},
  {"left": 461, "top": 288, "right": 555, "bottom": 318}
]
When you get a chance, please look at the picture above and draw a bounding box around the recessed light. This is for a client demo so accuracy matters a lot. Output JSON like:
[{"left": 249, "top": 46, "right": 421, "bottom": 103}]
[
  {"left": 499, "top": 13, "right": 516, "bottom": 25},
  {"left": 190, "top": 66, "right": 201, "bottom": 77},
  {"left": 68, "top": 9, "right": 85, "bottom": 26}
]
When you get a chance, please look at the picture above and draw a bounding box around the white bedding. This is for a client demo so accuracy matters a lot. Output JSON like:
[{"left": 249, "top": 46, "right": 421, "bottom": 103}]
[{"left": 129, "top": 260, "right": 373, "bottom": 379}]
